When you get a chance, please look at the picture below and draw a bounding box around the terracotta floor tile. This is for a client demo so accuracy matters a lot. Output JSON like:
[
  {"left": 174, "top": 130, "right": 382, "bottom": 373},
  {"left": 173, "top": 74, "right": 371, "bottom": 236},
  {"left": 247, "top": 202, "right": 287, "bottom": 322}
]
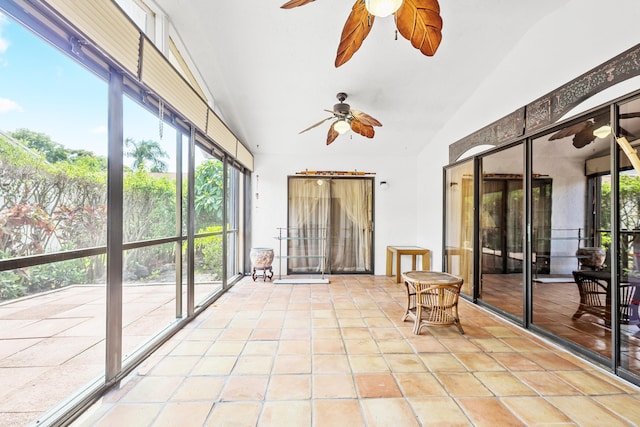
[
  {"left": 440, "top": 338, "right": 482, "bottom": 353},
  {"left": 259, "top": 401, "right": 311, "bottom": 426},
  {"left": 267, "top": 374, "right": 311, "bottom": 400},
  {"left": 170, "top": 376, "right": 225, "bottom": 401},
  {"left": 277, "top": 339, "right": 311, "bottom": 355},
  {"left": 205, "top": 401, "right": 262, "bottom": 426},
  {"left": 313, "top": 374, "right": 357, "bottom": 398},
  {"left": 355, "top": 373, "right": 402, "bottom": 398},
  {"left": 93, "top": 403, "right": 162, "bottom": 427},
  {"left": 408, "top": 397, "right": 472, "bottom": 426},
  {"left": 469, "top": 338, "right": 516, "bottom": 353},
  {"left": 279, "top": 328, "right": 311, "bottom": 340},
  {"left": 119, "top": 376, "right": 183, "bottom": 403},
  {"left": 407, "top": 337, "right": 449, "bottom": 353},
  {"left": 395, "top": 372, "right": 448, "bottom": 396},
  {"left": 151, "top": 401, "right": 212, "bottom": 427},
  {"left": 554, "top": 370, "right": 629, "bottom": 395},
  {"left": 312, "top": 317, "right": 339, "bottom": 328},
  {"left": 169, "top": 340, "right": 212, "bottom": 356},
  {"left": 547, "top": 395, "right": 631, "bottom": 426},
  {"left": 419, "top": 353, "right": 467, "bottom": 372},
  {"left": 377, "top": 339, "right": 413, "bottom": 354},
  {"left": 313, "top": 338, "right": 346, "bottom": 354},
  {"left": 384, "top": 354, "right": 428, "bottom": 373},
  {"left": 339, "top": 318, "right": 367, "bottom": 328},
  {"left": 191, "top": 355, "right": 236, "bottom": 375},
  {"left": 454, "top": 353, "right": 505, "bottom": 372},
  {"left": 457, "top": 397, "right": 526, "bottom": 426},
  {"left": 313, "top": 354, "right": 351, "bottom": 373},
  {"left": 206, "top": 341, "right": 245, "bottom": 356},
  {"left": 435, "top": 373, "right": 493, "bottom": 396},
  {"left": 370, "top": 328, "right": 403, "bottom": 340},
  {"left": 272, "top": 354, "right": 311, "bottom": 374},
  {"left": 474, "top": 371, "right": 537, "bottom": 396},
  {"left": 513, "top": 371, "right": 581, "bottom": 395},
  {"left": 219, "top": 375, "right": 268, "bottom": 401},
  {"left": 491, "top": 352, "right": 542, "bottom": 371},
  {"left": 148, "top": 356, "right": 199, "bottom": 376},
  {"left": 501, "top": 396, "right": 573, "bottom": 425},
  {"left": 594, "top": 395, "right": 640, "bottom": 425},
  {"left": 341, "top": 327, "right": 372, "bottom": 340},
  {"left": 360, "top": 398, "right": 420, "bottom": 427},
  {"left": 349, "top": 354, "right": 390, "bottom": 373},
  {"left": 313, "top": 399, "right": 365, "bottom": 427},
  {"left": 231, "top": 355, "right": 273, "bottom": 374},
  {"left": 312, "top": 327, "right": 341, "bottom": 339},
  {"left": 250, "top": 328, "right": 281, "bottom": 340},
  {"left": 241, "top": 340, "right": 278, "bottom": 355},
  {"left": 343, "top": 339, "right": 379, "bottom": 354},
  {"left": 218, "top": 328, "right": 253, "bottom": 341}
]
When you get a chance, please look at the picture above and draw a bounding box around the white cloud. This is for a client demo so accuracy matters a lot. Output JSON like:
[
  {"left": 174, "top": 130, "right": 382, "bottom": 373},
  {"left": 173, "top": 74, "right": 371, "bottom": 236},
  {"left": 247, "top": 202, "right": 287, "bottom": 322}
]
[
  {"left": 0, "top": 98, "right": 23, "bottom": 113},
  {"left": 0, "top": 13, "right": 9, "bottom": 55},
  {"left": 91, "top": 125, "right": 107, "bottom": 134}
]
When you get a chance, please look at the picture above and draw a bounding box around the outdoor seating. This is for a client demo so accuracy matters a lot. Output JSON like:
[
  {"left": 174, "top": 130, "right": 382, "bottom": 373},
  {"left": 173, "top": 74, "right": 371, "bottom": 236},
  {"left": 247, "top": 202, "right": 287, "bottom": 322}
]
[{"left": 402, "top": 271, "right": 464, "bottom": 335}]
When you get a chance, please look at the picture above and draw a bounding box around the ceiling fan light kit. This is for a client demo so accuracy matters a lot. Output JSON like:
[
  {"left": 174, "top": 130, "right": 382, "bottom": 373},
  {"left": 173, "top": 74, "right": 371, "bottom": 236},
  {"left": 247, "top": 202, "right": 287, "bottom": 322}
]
[
  {"left": 334, "top": 119, "right": 351, "bottom": 134},
  {"left": 280, "top": 0, "right": 443, "bottom": 67},
  {"left": 365, "top": 0, "right": 403, "bottom": 17},
  {"left": 298, "top": 92, "right": 382, "bottom": 145}
]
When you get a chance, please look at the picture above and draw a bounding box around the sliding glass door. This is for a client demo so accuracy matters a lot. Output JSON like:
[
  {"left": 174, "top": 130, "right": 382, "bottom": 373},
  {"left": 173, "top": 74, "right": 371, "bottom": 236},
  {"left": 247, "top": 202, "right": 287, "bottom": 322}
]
[{"left": 288, "top": 177, "right": 373, "bottom": 274}]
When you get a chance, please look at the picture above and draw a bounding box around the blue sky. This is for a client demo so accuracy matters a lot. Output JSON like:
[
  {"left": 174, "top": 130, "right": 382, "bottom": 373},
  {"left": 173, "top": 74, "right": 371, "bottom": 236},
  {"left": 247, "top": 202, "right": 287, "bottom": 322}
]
[{"left": 0, "top": 12, "right": 179, "bottom": 170}]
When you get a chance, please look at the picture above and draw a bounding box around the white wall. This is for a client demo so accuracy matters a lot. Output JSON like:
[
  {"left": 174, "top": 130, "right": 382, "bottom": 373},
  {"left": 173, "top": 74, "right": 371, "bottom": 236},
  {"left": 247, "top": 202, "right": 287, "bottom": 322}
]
[
  {"left": 251, "top": 152, "right": 419, "bottom": 276},
  {"left": 251, "top": 0, "right": 640, "bottom": 277}
]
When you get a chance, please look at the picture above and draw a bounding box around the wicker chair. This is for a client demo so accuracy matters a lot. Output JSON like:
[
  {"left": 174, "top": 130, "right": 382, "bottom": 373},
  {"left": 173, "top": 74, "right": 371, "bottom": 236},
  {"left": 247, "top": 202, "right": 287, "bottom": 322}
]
[
  {"left": 413, "top": 280, "right": 464, "bottom": 335},
  {"left": 571, "top": 270, "right": 640, "bottom": 327}
]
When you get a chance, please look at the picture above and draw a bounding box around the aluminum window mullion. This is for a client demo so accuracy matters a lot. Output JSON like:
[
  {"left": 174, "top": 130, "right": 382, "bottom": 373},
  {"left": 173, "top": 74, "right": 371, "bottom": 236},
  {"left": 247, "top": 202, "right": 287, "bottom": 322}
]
[{"left": 106, "top": 68, "right": 124, "bottom": 382}]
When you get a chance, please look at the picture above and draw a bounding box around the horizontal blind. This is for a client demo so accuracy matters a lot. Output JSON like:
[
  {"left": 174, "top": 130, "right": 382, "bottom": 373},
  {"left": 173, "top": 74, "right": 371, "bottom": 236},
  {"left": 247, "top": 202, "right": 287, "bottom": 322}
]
[
  {"left": 207, "top": 109, "right": 237, "bottom": 155},
  {"left": 44, "top": 0, "right": 140, "bottom": 75}
]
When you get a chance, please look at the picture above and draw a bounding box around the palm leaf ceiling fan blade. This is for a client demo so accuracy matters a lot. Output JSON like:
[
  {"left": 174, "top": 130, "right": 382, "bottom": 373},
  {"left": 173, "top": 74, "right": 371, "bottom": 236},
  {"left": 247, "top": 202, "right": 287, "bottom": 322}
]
[
  {"left": 280, "top": 0, "right": 316, "bottom": 9},
  {"left": 280, "top": 0, "right": 443, "bottom": 66},
  {"left": 299, "top": 116, "right": 334, "bottom": 134},
  {"left": 351, "top": 118, "right": 375, "bottom": 138},
  {"left": 395, "top": 0, "right": 443, "bottom": 56},
  {"left": 327, "top": 122, "right": 340, "bottom": 145},
  {"left": 351, "top": 109, "right": 382, "bottom": 127},
  {"left": 335, "top": 0, "right": 375, "bottom": 67}
]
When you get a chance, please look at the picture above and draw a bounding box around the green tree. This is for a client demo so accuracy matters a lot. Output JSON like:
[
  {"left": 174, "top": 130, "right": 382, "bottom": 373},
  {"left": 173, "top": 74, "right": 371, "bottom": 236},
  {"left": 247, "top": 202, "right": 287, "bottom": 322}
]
[
  {"left": 125, "top": 138, "right": 169, "bottom": 172},
  {"left": 9, "top": 128, "right": 69, "bottom": 163},
  {"left": 194, "top": 160, "right": 224, "bottom": 226}
]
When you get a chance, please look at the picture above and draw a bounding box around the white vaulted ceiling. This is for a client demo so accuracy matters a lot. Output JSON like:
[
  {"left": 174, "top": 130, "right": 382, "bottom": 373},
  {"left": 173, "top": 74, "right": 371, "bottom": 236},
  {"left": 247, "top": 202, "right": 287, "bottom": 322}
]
[{"left": 150, "top": 0, "right": 640, "bottom": 159}]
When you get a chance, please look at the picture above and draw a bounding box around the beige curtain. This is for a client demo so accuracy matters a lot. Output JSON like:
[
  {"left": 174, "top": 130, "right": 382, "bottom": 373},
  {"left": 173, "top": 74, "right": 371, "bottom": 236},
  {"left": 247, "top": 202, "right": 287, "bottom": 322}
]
[
  {"left": 288, "top": 178, "right": 330, "bottom": 272},
  {"left": 288, "top": 177, "right": 372, "bottom": 273},
  {"left": 330, "top": 179, "right": 372, "bottom": 272}
]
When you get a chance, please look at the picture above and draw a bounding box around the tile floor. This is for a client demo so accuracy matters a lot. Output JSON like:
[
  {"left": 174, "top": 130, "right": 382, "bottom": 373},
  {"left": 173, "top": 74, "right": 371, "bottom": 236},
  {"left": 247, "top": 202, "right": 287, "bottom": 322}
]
[{"left": 72, "top": 275, "right": 640, "bottom": 426}]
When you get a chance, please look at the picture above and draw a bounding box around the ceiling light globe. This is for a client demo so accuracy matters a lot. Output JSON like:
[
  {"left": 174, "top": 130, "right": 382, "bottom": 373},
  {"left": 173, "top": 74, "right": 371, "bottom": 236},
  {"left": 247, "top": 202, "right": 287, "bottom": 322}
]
[
  {"left": 593, "top": 125, "right": 612, "bottom": 139},
  {"left": 365, "top": 0, "right": 403, "bottom": 17},
  {"left": 334, "top": 119, "right": 351, "bottom": 134}
]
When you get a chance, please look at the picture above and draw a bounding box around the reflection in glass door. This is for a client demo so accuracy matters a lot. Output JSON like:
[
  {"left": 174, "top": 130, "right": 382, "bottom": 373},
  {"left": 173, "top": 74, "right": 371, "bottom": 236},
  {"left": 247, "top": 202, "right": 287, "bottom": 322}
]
[
  {"left": 478, "top": 144, "right": 525, "bottom": 320},
  {"left": 617, "top": 97, "right": 640, "bottom": 376}
]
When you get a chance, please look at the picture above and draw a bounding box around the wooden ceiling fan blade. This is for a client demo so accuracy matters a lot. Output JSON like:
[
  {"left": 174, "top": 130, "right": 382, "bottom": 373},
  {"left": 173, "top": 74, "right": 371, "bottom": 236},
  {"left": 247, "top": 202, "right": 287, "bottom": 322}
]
[
  {"left": 327, "top": 123, "right": 339, "bottom": 145},
  {"left": 351, "top": 109, "right": 382, "bottom": 127},
  {"left": 299, "top": 116, "right": 334, "bottom": 134},
  {"left": 335, "top": 0, "right": 374, "bottom": 67},
  {"left": 395, "top": 0, "right": 443, "bottom": 57},
  {"left": 280, "top": 0, "right": 316, "bottom": 9},
  {"left": 351, "top": 119, "right": 375, "bottom": 138}
]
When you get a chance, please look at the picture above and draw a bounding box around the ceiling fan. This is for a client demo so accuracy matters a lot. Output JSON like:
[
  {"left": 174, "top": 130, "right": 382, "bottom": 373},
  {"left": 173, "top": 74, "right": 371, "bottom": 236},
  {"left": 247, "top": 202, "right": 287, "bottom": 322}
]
[
  {"left": 299, "top": 92, "right": 382, "bottom": 145},
  {"left": 280, "top": 0, "right": 443, "bottom": 67}
]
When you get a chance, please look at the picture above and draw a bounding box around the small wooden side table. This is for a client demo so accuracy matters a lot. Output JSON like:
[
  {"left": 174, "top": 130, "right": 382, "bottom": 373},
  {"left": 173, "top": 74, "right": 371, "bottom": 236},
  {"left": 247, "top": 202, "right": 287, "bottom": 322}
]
[{"left": 386, "top": 246, "right": 431, "bottom": 283}]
